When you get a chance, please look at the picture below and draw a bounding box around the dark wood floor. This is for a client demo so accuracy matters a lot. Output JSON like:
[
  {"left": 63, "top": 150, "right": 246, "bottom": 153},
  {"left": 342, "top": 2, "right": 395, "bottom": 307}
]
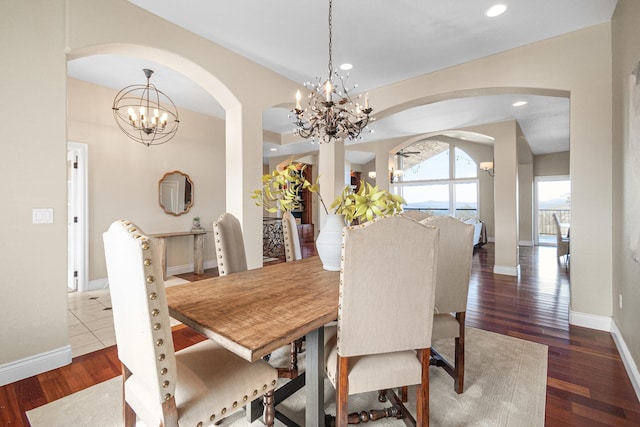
[{"left": 2, "top": 243, "right": 639, "bottom": 426}]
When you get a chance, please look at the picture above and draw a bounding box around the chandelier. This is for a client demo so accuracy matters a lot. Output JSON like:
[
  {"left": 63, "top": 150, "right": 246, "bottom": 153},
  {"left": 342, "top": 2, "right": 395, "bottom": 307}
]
[
  {"left": 112, "top": 68, "right": 180, "bottom": 147},
  {"left": 292, "top": 0, "right": 374, "bottom": 144}
]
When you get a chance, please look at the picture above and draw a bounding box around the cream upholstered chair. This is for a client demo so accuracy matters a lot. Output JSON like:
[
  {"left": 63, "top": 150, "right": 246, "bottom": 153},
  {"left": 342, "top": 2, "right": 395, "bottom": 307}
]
[
  {"left": 282, "top": 211, "right": 302, "bottom": 262},
  {"left": 401, "top": 210, "right": 432, "bottom": 221},
  {"left": 552, "top": 213, "right": 570, "bottom": 265},
  {"left": 103, "top": 220, "right": 277, "bottom": 427},
  {"left": 213, "top": 212, "right": 248, "bottom": 276},
  {"left": 213, "top": 212, "right": 300, "bottom": 378},
  {"left": 325, "top": 215, "right": 439, "bottom": 426},
  {"left": 422, "top": 215, "right": 474, "bottom": 394}
]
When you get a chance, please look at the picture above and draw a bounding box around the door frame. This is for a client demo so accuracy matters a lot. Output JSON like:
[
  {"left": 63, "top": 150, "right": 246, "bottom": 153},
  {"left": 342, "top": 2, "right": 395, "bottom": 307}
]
[{"left": 67, "top": 142, "right": 88, "bottom": 292}]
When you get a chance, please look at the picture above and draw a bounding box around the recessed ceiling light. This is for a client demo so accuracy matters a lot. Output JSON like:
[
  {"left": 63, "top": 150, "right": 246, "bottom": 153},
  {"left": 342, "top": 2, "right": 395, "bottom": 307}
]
[
  {"left": 340, "top": 63, "right": 353, "bottom": 71},
  {"left": 270, "top": 148, "right": 277, "bottom": 152},
  {"left": 485, "top": 4, "right": 507, "bottom": 17},
  {"left": 512, "top": 101, "right": 528, "bottom": 107}
]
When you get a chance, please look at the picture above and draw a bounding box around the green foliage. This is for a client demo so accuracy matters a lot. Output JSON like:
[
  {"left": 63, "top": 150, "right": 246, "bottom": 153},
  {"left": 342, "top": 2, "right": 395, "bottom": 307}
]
[
  {"left": 250, "top": 161, "right": 314, "bottom": 213},
  {"left": 331, "top": 181, "right": 406, "bottom": 224},
  {"left": 251, "top": 163, "right": 404, "bottom": 222}
]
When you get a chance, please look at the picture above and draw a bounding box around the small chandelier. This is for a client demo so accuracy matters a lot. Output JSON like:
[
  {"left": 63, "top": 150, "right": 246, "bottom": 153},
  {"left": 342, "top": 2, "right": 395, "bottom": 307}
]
[
  {"left": 292, "top": 0, "right": 374, "bottom": 144},
  {"left": 112, "top": 68, "right": 180, "bottom": 147}
]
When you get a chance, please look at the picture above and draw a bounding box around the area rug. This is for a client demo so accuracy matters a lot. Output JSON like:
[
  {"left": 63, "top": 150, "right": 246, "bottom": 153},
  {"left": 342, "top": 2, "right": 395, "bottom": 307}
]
[{"left": 27, "top": 327, "right": 547, "bottom": 426}]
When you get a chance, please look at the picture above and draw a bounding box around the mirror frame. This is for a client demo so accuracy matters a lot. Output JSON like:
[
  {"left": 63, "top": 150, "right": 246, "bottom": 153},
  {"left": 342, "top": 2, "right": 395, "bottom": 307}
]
[{"left": 158, "top": 170, "right": 194, "bottom": 216}]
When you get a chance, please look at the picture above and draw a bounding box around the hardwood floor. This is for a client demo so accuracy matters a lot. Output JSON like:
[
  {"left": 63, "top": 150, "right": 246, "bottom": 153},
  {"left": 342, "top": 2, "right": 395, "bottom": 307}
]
[{"left": 2, "top": 243, "right": 639, "bottom": 426}]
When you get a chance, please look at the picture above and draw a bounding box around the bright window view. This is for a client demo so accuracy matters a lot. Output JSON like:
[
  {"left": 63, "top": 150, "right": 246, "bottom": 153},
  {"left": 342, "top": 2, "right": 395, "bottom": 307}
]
[
  {"left": 396, "top": 141, "right": 479, "bottom": 220},
  {"left": 537, "top": 179, "right": 571, "bottom": 244}
]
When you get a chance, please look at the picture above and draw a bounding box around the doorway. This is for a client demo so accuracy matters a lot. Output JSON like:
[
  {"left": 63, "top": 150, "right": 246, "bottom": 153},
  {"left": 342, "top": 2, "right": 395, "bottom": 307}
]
[
  {"left": 67, "top": 142, "right": 88, "bottom": 292},
  {"left": 534, "top": 176, "right": 571, "bottom": 246}
]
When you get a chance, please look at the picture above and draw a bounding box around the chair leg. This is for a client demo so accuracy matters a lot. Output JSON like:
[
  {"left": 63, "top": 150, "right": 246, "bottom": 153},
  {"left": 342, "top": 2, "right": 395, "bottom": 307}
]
[
  {"left": 276, "top": 341, "right": 299, "bottom": 379},
  {"left": 336, "top": 356, "right": 350, "bottom": 427},
  {"left": 454, "top": 312, "right": 465, "bottom": 394},
  {"left": 121, "top": 365, "right": 136, "bottom": 427},
  {"left": 262, "top": 389, "right": 275, "bottom": 427},
  {"left": 415, "top": 348, "right": 430, "bottom": 426}
]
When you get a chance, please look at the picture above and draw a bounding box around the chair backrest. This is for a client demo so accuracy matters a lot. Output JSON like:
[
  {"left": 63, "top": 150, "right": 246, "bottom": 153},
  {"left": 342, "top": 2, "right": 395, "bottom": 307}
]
[
  {"left": 103, "top": 220, "right": 177, "bottom": 406},
  {"left": 401, "top": 210, "right": 432, "bottom": 221},
  {"left": 337, "top": 215, "right": 439, "bottom": 358},
  {"left": 552, "top": 213, "right": 564, "bottom": 243},
  {"left": 422, "top": 216, "right": 474, "bottom": 314},
  {"left": 213, "top": 213, "right": 248, "bottom": 276},
  {"left": 282, "top": 211, "right": 302, "bottom": 262}
]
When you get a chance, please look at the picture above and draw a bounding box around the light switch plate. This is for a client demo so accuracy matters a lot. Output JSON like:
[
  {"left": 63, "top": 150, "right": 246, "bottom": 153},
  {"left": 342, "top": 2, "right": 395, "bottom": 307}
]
[{"left": 32, "top": 208, "right": 54, "bottom": 224}]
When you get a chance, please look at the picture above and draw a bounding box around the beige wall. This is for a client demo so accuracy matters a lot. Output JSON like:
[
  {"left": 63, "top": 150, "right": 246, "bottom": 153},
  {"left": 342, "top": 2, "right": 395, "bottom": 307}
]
[
  {"left": 0, "top": 0, "right": 628, "bottom": 386},
  {"left": 612, "top": 0, "right": 640, "bottom": 377},
  {"left": 368, "top": 24, "right": 613, "bottom": 315},
  {"left": 534, "top": 152, "right": 570, "bottom": 176},
  {"left": 68, "top": 78, "right": 226, "bottom": 281},
  {"left": 0, "top": 0, "right": 70, "bottom": 377}
]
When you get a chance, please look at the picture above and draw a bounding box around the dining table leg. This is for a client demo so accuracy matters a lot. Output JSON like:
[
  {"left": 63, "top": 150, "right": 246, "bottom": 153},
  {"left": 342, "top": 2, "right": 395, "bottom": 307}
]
[{"left": 306, "top": 326, "right": 325, "bottom": 426}]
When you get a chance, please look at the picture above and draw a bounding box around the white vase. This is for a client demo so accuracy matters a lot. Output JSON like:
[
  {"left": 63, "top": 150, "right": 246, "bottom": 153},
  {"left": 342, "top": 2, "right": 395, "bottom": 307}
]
[{"left": 315, "top": 214, "right": 346, "bottom": 271}]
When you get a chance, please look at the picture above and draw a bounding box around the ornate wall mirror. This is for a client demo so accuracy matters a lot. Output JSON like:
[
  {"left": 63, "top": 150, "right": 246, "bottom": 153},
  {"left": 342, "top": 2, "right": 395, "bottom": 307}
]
[{"left": 159, "top": 170, "right": 193, "bottom": 216}]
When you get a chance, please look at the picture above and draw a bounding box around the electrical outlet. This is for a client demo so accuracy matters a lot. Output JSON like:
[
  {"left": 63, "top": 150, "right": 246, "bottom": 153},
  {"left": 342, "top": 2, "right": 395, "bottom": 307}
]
[{"left": 619, "top": 294, "right": 623, "bottom": 310}]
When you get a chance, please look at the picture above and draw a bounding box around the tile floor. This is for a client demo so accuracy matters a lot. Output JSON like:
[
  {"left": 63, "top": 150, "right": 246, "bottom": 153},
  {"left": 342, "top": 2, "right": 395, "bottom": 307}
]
[{"left": 67, "top": 277, "right": 188, "bottom": 358}]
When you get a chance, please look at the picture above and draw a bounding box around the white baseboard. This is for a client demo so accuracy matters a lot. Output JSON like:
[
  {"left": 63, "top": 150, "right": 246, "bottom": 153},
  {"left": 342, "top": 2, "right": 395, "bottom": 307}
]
[
  {"left": 493, "top": 264, "right": 520, "bottom": 276},
  {"left": 611, "top": 321, "right": 640, "bottom": 402},
  {"left": 86, "top": 278, "right": 108, "bottom": 292},
  {"left": 519, "top": 240, "right": 534, "bottom": 247},
  {"left": 569, "top": 310, "right": 612, "bottom": 331},
  {"left": 0, "top": 345, "right": 71, "bottom": 387}
]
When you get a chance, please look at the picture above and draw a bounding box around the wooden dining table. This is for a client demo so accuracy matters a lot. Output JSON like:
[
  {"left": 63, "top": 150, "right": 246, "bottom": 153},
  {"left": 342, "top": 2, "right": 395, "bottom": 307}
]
[{"left": 165, "top": 256, "right": 340, "bottom": 426}]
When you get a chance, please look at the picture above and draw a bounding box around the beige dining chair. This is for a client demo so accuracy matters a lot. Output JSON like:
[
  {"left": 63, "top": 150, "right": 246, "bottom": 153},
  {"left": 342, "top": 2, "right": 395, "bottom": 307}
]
[
  {"left": 282, "top": 211, "right": 302, "bottom": 262},
  {"left": 422, "top": 215, "right": 475, "bottom": 394},
  {"left": 103, "top": 220, "right": 277, "bottom": 427},
  {"left": 552, "top": 213, "right": 570, "bottom": 266},
  {"left": 213, "top": 212, "right": 248, "bottom": 276},
  {"left": 325, "top": 215, "right": 439, "bottom": 426},
  {"left": 401, "top": 210, "right": 432, "bottom": 221},
  {"left": 213, "top": 212, "right": 301, "bottom": 378}
]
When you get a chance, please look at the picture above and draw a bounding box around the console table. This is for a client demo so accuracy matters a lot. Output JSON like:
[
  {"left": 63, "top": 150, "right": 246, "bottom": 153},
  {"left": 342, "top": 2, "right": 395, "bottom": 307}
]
[{"left": 150, "top": 230, "right": 209, "bottom": 279}]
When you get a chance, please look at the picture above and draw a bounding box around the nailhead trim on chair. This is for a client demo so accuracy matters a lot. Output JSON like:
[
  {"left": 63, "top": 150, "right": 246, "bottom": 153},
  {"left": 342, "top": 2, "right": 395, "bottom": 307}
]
[
  {"left": 117, "top": 219, "right": 177, "bottom": 402},
  {"left": 115, "top": 219, "right": 279, "bottom": 426}
]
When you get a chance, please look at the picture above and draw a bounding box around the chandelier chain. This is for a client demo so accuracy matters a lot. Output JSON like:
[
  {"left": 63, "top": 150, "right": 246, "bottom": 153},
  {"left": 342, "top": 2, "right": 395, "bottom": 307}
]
[{"left": 328, "top": 0, "right": 333, "bottom": 78}]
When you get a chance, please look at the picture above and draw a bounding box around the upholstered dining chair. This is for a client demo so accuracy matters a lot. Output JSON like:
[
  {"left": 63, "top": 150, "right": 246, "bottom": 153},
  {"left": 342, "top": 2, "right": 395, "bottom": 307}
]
[
  {"left": 552, "top": 213, "right": 570, "bottom": 266},
  {"left": 325, "top": 215, "right": 440, "bottom": 426},
  {"left": 213, "top": 212, "right": 248, "bottom": 276},
  {"left": 282, "top": 211, "right": 302, "bottom": 262},
  {"left": 422, "top": 215, "right": 474, "bottom": 394},
  {"left": 213, "top": 212, "right": 300, "bottom": 378},
  {"left": 103, "top": 220, "right": 277, "bottom": 427},
  {"left": 401, "top": 210, "right": 432, "bottom": 221}
]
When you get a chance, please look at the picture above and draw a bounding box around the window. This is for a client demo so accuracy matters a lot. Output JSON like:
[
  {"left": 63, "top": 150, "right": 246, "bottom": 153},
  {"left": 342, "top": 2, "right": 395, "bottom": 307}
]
[{"left": 395, "top": 141, "right": 479, "bottom": 220}]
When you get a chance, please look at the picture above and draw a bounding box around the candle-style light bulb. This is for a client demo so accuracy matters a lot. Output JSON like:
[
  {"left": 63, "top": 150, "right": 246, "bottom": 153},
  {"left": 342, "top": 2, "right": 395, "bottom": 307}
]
[
  {"left": 296, "top": 90, "right": 302, "bottom": 110},
  {"left": 325, "top": 80, "right": 332, "bottom": 102},
  {"left": 365, "top": 93, "right": 369, "bottom": 109}
]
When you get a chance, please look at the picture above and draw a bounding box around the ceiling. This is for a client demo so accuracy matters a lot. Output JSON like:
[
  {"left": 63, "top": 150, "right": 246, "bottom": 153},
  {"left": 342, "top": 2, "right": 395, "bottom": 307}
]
[{"left": 67, "top": 0, "right": 617, "bottom": 164}]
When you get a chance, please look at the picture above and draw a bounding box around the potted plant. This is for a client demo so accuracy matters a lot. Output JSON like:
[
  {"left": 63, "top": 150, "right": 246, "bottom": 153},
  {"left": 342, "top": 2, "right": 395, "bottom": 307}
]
[
  {"left": 191, "top": 216, "right": 203, "bottom": 231},
  {"left": 252, "top": 161, "right": 406, "bottom": 270},
  {"left": 315, "top": 181, "right": 405, "bottom": 270},
  {"left": 251, "top": 161, "right": 316, "bottom": 213}
]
